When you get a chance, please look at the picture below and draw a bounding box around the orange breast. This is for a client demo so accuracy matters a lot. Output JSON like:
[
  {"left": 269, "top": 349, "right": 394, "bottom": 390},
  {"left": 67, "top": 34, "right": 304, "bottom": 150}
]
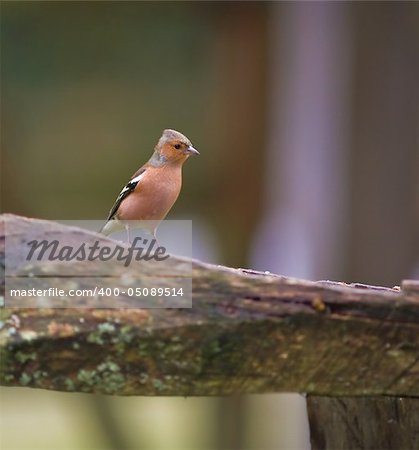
[{"left": 116, "top": 165, "right": 182, "bottom": 221}]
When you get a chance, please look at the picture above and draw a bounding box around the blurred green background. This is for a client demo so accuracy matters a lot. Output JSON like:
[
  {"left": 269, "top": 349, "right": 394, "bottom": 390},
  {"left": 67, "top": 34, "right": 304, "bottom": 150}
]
[{"left": 1, "top": 1, "right": 418, "bottom": 449}]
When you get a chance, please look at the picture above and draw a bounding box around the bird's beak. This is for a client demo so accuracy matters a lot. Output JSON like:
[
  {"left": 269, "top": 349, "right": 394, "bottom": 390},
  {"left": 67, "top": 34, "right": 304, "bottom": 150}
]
[{"left": 186, "top": 145, "right": 200, "bottom": 156}]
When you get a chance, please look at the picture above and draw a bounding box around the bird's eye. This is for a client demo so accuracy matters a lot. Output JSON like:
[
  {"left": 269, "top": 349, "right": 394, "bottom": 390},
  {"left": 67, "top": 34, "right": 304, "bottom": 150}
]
[{"left": 174, "top": 144, "right": 181, "bottom": 150}]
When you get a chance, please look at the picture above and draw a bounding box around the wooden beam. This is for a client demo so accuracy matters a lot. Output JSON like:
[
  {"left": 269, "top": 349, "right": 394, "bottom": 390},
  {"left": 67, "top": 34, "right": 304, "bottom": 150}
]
[{"left": 1, "top": 214, "right": 418, "bottom": 397}]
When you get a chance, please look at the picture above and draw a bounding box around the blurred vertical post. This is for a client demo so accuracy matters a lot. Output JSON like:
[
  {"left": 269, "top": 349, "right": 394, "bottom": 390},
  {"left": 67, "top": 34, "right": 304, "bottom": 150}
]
[
  {"left": 346, "top": 2, "right": 419, "bottom": 286},
  {"left": 250, "top": 2, "right": 353, "bottom": 449},
  {"left": 252, "top": 2, "right": 352, "bottom": 280},
  {"left": 207, "top": 2, "right": 268, "bottom": 268}
]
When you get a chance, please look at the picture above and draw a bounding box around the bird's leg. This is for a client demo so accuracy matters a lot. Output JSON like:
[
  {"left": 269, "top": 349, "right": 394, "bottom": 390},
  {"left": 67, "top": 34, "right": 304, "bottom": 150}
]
[
  {"left": 152, "top": 229, "right": 161, "bottom": 247},
  {"left": 125, "top": 224, "right": 131, "bottom": 244}
]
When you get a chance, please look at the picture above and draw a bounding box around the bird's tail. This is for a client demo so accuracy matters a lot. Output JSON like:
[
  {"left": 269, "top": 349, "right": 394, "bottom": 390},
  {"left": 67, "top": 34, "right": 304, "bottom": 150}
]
[{"left": 99, "top": 219, "right": 121, "bottom": 236}]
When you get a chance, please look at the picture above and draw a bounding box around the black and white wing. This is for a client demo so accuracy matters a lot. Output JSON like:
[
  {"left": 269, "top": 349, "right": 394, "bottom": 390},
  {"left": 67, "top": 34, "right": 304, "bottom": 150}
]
[{"left": 99, "top": 168, "right": 146, "bottom": 233}]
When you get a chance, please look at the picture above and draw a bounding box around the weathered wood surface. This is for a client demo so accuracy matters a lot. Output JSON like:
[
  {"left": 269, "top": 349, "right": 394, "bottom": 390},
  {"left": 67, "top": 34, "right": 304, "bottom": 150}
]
[
  {"left": 307, "top": 396, "right": 419, "bottom": 450},
  {"left": 0, "top": 214, "right": 418, "bottom": 397}
]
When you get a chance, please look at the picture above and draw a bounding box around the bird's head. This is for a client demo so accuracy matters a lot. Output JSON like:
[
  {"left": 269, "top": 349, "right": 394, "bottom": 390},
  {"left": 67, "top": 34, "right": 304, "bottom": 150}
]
[{"left": 154, "top": 129, "right": 199, "bottom": 163}]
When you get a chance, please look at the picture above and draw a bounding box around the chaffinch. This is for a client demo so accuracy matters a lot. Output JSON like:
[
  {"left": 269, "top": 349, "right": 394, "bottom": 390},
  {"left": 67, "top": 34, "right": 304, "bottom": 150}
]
[{"left": 100, "top": 129, "right": 199, "bottom": 237}]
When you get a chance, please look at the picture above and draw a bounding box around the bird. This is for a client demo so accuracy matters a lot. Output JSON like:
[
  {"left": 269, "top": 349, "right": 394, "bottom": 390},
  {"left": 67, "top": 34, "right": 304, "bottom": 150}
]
[{"left": 100, "top": 129, "right": 199, "bottom": 238}]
